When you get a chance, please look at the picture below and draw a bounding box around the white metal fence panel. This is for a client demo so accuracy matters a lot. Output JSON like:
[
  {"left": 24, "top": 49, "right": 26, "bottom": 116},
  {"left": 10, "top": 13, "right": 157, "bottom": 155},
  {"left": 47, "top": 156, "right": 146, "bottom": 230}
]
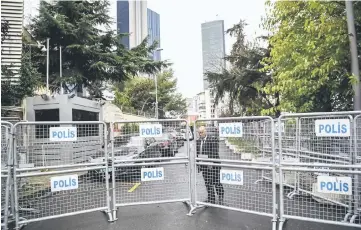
[
  {"left": 2, "top": 111, "right": 361, "bottom": 229},
  {"left": 190, "top": 117, "right": 277, "bottom": 230},
  {"left": 278, "top": 112, "right": 361, "bottom": 229},
  {"left": 110, "top": 119, "right": 192, "bottom": 220},
  {"left": 279, "top": 167, "right": 361, "bottom": 228},
  {"left": 12, "top": 121, "right": 112, "bottom": 229},
  {"left": 1, "top": 121, "right": 14, "bottom": 230},
  {"left": 352, "top": 115, "right": 361, "bottom": 224}
]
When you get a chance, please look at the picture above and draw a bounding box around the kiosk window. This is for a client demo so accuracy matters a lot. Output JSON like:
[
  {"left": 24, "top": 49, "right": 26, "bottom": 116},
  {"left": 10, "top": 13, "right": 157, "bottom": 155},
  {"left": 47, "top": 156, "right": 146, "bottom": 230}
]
[
  {"left": 72, "top": 109, "right": 99, "bottom": 137},
  {"left": 35, "top": 109, "right": 60, "bottom": 138}
]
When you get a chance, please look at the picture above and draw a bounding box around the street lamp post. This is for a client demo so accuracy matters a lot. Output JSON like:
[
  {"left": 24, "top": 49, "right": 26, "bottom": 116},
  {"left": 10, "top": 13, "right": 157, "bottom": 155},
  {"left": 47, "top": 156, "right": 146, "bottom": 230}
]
[
  {"left": 154, "top": 72, "right": 159, "bottom": 119},
  {"left": 46, "top": 38, "right": 50, "bottom": 94},
  {"left": 346, "top": 1, "right": 361, "bottom": 111},
  {"left": 60, "top": 45, "right": 63, "bottom": 94},
  {"left": 154, "top": 48, "right": 163, "bottom": 119}
]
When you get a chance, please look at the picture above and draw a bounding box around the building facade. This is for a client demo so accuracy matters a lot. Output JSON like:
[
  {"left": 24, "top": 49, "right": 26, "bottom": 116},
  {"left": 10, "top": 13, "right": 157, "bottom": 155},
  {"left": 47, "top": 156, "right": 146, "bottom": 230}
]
[
  {"left": 117, "top": 0, "right": 148, "bottom": 49},
  {"left": 195, "top": 92, "right": 206, "bottom": 119},
  {"left": 201, "top": 20, "right": 226, "bottom": 90},
  {"left": 200, "top": 20, "right": 226, "bottom": 119},
  {"left": 147, "top": 8, "right": 161, "bottom": 61},
  {"left": 1, "top": 0, "right": 24, "bottom": 82}
]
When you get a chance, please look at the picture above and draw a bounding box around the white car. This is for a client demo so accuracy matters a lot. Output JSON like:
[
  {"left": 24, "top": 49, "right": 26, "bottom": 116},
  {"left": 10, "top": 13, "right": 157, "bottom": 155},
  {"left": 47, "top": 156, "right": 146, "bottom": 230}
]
[{"left": 181, "top": 130, "right": 193, "bottom": 141}]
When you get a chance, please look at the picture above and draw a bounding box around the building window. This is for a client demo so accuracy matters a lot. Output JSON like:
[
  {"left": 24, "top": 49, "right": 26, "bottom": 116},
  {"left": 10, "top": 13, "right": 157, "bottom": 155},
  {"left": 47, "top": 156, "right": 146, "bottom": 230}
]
[
  {"left": 35, "top": 109, "right": 60, "bottom": 139},
  {"left": 72, "top": 109, "right": 99, "bottom": 137}
]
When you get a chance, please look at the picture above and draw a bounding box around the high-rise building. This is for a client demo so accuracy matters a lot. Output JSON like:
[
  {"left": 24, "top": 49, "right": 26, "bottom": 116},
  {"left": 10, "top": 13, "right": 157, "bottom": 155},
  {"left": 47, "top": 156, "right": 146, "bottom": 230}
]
[
  {"left": 201, "top": 20, "right": 226, "bottom": 90},
  {"left": 117, "top": 0, "right": 148, "bottom": 49},
  {"left": 1, "top": 0, "right": 24, "bottom": 83},
  {"left": 147, "top": 8, "right": 161, "bottom": 61},
  {"left": 201, "top": 20, "right": 226, "bottom": 119}
]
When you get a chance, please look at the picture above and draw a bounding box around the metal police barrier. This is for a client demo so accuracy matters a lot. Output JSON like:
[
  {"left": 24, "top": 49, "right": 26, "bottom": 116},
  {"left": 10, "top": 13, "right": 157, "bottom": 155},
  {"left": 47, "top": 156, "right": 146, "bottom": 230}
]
[
  {"left": 109, "top": 119, "right": 192, "bottom": 220},
  {"left": 188, "top": 117, "right": 277, "bottom": 230},
  {"left": 277, "top": 114, "right": 353, "bottom": 200},
  {"left": 12, "top": 121, "right": 112, "bottom": 229},
  {"left": 1, "top": 121, "right": 14, "bottom": 230},
  {"left": 278, "top": 111, "right": 361, "bottom": 229},
  {"left": 351, "top": 114, "right": 361, "bottom": 223}
]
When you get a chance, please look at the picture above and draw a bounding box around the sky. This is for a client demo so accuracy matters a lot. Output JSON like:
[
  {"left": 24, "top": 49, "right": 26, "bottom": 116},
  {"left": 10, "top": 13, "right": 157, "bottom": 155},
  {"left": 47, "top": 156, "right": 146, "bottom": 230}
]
[
  {"left": 24, "top": 0, "right": 267, "bottom": 98},
  {"left": 146, "top": 0, "right": 267, "bottom": 98}
]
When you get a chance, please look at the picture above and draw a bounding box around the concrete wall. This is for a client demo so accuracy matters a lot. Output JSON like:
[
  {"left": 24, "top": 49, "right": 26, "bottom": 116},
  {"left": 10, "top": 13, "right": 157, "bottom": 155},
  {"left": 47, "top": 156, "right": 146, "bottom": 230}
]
[
  {"left": 21, "top": 95, "right": 104, "bottom": 167},
  {"left": 24, "top": 95, "right": 103, "bottom": 122}
]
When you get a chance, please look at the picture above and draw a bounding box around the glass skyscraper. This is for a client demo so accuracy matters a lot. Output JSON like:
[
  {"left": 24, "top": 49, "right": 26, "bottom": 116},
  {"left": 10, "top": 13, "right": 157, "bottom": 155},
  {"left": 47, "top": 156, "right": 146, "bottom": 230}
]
[
  {"left": 147, "top": 8, "right": 161, "bottom": 61},
  {"left": 117, "top": 0, "right": 130, "bottom": 49},
  {"left": 201, "top": 20, "right": 226, "bottom": 90},
  {"left": 116, "top": 0, "right": 148, "bottom": 49},
  {"left": 116, "top": 1, "right": 161, "bottom": 61}
]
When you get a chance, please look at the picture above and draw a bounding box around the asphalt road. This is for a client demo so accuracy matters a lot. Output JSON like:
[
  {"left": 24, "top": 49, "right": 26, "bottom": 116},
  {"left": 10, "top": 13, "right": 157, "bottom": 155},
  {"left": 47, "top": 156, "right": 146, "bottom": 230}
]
[{"left": 10, "top": 140, "right": 361, "bottom": 230}]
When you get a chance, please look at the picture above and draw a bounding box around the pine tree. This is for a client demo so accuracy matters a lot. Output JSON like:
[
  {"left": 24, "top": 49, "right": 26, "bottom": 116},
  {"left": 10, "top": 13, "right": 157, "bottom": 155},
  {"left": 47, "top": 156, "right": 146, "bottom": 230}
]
[{"left": 29, "top": 0, "right": 168, "bottom": 96}]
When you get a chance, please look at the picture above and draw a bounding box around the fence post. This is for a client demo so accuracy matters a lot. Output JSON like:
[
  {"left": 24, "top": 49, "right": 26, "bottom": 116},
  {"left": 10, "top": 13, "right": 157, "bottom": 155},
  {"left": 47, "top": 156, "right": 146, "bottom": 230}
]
[
  {"left": 110, "top": 122, "right": 117, "bottom": 221},
  {"left": 277, "top": 116, "right": 285, "bottom": 230}
]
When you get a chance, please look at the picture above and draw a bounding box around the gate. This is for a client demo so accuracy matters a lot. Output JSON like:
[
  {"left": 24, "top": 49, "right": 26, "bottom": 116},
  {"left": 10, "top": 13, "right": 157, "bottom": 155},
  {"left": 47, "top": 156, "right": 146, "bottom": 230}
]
[
  {"left": 278, "top": 112, "right": 361, "bottom": 229},
  {"left": 109, "top": 119, "right": 192, "bottom": 220},
  {"left": 12, "top": 121, "right": 112, "bottom": 229},
  {"left": 188, "top": 117, "right": 277, "bottom": 230},
  {"left": 1, "top": 121, "right": 14, "bottom": 230}
]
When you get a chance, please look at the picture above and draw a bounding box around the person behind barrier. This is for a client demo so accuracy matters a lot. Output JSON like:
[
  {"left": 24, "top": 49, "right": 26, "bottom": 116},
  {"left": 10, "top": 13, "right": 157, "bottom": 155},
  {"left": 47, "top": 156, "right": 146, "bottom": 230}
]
[{"left": 196, "top": 126, "right": 224, "bottom": 205}]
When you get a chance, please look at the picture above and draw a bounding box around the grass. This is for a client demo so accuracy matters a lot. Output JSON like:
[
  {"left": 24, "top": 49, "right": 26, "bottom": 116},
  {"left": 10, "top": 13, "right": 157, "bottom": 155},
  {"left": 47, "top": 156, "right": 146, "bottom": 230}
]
[{"left": 226, "top": 137, "right": 261, "bottom": 157}]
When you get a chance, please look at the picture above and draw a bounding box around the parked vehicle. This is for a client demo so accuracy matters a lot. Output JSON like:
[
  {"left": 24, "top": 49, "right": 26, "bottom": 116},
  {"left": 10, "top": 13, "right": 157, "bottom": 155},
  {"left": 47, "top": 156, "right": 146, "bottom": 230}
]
[
  {"left": 176, "top": 132, "right": 184, "bottom": 147},
  {"left": 152, "top": 133, "right": 178, "bottom": 157},
  {"left": 180, "top": 128, "right": 194, "bottom": 141},
  {"left": 168, "top": 130, "right": 184, "bottom": 147},
  {"left": 88, "top": 136, "right": 162, "bottom": 182}
]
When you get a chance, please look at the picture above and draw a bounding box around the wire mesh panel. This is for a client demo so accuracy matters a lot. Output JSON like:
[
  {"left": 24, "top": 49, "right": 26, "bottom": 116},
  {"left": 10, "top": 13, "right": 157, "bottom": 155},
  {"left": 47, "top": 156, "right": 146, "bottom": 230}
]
[
  {"left": 279, "top": 167, "right": 361, "bottom": 228},
  {"left": 13, "top": 122, "right": 106, "bottom": 167},
  {"left": 279, "top": 115, "right": 354, "bottom": 204},
  {"left": 1, "top": 121, "right": 14, "bottom": 230},
  {"left": 12, "top": 122, "right": 112, "bottom": 228},
  {"left": 352, "top": 115, "right": 361, "bottom": 223},
  {"left": 192, "top": 117, "right": 277, "bottom": 230},
  {"left": 278, "top": 112, "right": 361, "bottom": 229},
  {"left": 289, "top": 115, "right": 352, "bottom": 165},
  {"left": 110, "top": 119, "right": 191, "bottom": 216}
]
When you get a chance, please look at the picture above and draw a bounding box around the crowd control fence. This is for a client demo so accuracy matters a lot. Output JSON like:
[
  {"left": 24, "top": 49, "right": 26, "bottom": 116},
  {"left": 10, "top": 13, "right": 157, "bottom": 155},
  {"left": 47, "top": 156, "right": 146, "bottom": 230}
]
[
  {"left": 2, "top": 111, "right": 361, "bottom": 230},
  {"left": 188, "top": 117, "right": 278, "bottom": 230},
  {"left": 11, "top": 121, "right": 112, "bottom": 230},
  {"left": 277, "top": 111, "right": 361, "bottom": 229},
  {"left": 108, "top": 119, "right": 192, "bottom": 220}
]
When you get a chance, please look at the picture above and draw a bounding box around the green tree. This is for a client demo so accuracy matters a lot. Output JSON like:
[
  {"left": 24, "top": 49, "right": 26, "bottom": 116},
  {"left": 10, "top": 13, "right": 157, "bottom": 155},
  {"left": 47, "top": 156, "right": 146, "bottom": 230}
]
[
  {"left": 28, "top": 0, "right": 168, "bottom": 96},
  {"left": 262, "top": 1, "right": 356, "bottom": 113},
  {"left": 114, "top": 70, "right": 187, "bottom": 118},
  {"left": 205, "top": 20, "right": 279, "bottom": 116}
]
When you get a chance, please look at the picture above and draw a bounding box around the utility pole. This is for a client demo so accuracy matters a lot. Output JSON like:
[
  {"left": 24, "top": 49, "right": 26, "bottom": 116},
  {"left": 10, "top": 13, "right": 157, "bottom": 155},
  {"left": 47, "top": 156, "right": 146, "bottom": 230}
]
[
  {"left": 155, "top": 74, "right": 158, "bottom": 119},
  {"left": 346, "top": 1, "right": 361, "bottom": 110},
  {"left": 46, "top": 38, "right": 50, "bottom": 94},
  {"left": 60, "top": 46, "right": 63, "bottom": 94},
  {"left": 154, "top": 48, "right": 163, "bottom": 119}
]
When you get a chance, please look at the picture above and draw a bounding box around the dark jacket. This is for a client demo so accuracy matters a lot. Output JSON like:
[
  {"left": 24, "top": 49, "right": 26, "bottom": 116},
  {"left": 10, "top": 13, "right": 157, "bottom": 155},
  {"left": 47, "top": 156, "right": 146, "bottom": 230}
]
[{"left": 196, "top": 136, "right": 220, "bottom": 171}]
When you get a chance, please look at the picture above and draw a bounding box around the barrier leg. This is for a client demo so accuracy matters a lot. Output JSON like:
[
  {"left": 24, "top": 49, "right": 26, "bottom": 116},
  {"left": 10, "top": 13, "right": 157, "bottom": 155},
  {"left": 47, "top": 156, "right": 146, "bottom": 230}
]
[
  {"left": 350, "top": 213, "right": 359, "bottom": 223},
  {"left": 278, "top": 219, "right": 285, "bottom": 230},
  {"left": 272, "top": 219, "right": 277, "bottom": 230},
  {"left": 184, "top": 201, "right": 206, "bottom": 216}
]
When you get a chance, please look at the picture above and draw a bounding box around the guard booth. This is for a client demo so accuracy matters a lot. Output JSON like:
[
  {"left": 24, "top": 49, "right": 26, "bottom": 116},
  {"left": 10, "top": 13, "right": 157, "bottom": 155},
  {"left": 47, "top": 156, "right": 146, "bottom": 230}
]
[{"left": 19, "top": 95, "right": 104, "bottom": 167}]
